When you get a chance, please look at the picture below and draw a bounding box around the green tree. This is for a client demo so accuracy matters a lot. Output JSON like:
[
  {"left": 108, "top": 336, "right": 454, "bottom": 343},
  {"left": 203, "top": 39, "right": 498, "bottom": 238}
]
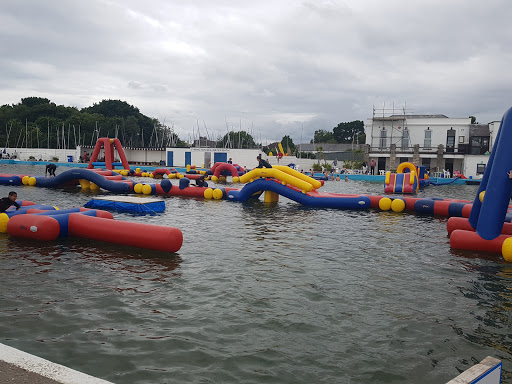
[
  {"left": 21, "top": 97, "right": 51, "bottom": 108},
  {"left": 469, "top": 115, "right": 477, "bottom": 124},
  {"left": 333, "top": 120, "right": 365, "bottom": 143},
  {"left": 311, "top": 129, "right": 335, "bottom": 143},
  {"left": 280, "top": 135, "right": 296, "bottom": 154},
  {"left": 0, "top": 97, "right": 186, "bottom": 149},
  {"left": 217, "top": 131, "right": 256, "bottom": 149}
]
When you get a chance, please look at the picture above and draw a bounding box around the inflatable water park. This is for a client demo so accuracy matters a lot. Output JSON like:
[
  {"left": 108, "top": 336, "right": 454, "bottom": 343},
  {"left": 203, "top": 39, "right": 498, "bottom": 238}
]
[{"left": 2, "top": 110, "right": 512, "bottom": 262}]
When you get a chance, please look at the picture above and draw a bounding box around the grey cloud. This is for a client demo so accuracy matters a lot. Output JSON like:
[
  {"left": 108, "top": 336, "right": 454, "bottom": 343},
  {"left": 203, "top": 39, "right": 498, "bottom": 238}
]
[{"left": 1, "top": 0, "right": 512, "bottom": 143}]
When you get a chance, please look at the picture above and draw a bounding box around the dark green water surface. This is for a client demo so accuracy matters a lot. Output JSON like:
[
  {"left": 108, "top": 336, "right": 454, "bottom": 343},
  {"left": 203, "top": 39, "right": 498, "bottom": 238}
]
[{"left": 0, "top": 164, "right": 510, "bottom": 383}]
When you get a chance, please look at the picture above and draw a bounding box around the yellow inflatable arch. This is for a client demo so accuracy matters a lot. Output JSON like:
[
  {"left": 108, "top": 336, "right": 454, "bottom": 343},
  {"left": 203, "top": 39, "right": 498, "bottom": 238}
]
[{"left": 396, "top": 162, "right": 417, "bottom": 174}]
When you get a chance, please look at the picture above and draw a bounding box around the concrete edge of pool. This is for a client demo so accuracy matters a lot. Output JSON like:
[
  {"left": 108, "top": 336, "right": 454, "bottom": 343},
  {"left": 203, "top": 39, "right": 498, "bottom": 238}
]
[
  {"left": 0, "top": 342, "right": 114, "bottom": 383},
  {"left": 0, "top": 341, "right": 503, "bottom": 384}
]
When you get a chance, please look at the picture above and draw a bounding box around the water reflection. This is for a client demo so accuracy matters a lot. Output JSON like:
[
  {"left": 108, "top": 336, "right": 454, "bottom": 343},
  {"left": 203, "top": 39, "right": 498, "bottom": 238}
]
[
  {"left": 449, "top": 255, "right": 512, "bottom": 378},
  {"left": 0, "top": 165, "right": 510, "bottom": 384}
]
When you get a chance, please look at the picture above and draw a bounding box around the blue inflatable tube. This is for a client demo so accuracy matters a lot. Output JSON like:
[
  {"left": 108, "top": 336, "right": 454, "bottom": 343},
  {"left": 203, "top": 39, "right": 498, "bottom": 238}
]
[
  {"left": 34, "top": 169, "right": 132, "bottom": 193},
  {"left": 227, "top": 179, "right": 370, "bottom": 210},
  {"left": 4, "top": 204, "right": 57, "bottom": 218},
  {"left": 0, "top": 175, "right": 22, "bottom": 186}
]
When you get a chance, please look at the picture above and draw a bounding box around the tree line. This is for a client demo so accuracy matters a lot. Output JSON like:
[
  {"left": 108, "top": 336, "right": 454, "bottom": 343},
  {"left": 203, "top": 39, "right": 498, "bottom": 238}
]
[
  {"left": 0, "top": 97, "right": 365, "bottom": 153},
  {"left": 0, "top": 97, "right": 186, "bottom": 149}
]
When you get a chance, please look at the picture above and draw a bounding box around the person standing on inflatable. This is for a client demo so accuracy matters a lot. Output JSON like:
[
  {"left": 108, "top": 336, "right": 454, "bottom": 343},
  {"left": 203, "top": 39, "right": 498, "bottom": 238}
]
[
  {"left": 0, "top": 191, "right": 20, "bottom": 212},
  {"left": 256, "top": 154, "right": 272, "bottom": 169},
  {"left": 45, "top": 163, "right": 57, "bottom": 177}
]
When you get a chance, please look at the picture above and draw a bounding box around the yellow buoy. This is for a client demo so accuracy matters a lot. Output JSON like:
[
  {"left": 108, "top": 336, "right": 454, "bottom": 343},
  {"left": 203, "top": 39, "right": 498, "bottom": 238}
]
[
  {"left": 0, "top": 213, "right": 9, "bottom": 233},
  {"left": 391, "top": 198, "right": 406, "bottom": 212},
  {"left": 134, "top": 183, "right": 143, "bottom": 194},
  {"left": 142, "top": 184, "right": 152, "bottom": 194},
  {"left": 502, "top": 238, "right": 512, "bottom": 262},
  {"left": 379, "top": 197, "right": 392, "bottom": 211},
  {"left": 149, "top": 173, "right": 154, "bottom": 178},
  {"left": 204, "top": 188, "right": 214, "bottom": 199},
  {"left": 212, "top": 188, "right": 224, "bottom": 200},
  {"left": 79, "top": 179, "right": 90, "bottom": 189},
  {"left": 479, "top": 191, "right": 485, "bottom": 203},
  {"left": 177, "top": 173, "right": 183, "bottom": 179},
  {"left": 233, "top": 176, "right": 239, "bottom": 183},
  {"left": 22, "top": 176, "right": 30, "bottom": 185},
  {"left": 211, "top": 175, "right": 218, "bottom": 182},
  {"left": 28, "top": 177, "right": 37, "bottom": 186}
]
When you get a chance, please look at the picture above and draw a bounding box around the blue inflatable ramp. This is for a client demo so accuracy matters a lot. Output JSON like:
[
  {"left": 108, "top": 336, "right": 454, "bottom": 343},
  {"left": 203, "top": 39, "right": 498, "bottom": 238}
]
[{"left": 84, "top": 196, "right": 165, "bottom": 214}]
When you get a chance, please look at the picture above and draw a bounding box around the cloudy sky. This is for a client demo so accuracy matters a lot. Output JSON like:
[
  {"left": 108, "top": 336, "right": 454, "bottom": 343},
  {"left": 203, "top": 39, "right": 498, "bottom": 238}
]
[{"left": 2, "top": 0, "right": 512, "bottom": 144}]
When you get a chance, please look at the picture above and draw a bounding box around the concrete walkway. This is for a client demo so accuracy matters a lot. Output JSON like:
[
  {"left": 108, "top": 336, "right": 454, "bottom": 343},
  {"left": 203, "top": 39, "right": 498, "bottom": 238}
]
[{"left": 0, "top": 343, "right": 114, "bottom": 384}]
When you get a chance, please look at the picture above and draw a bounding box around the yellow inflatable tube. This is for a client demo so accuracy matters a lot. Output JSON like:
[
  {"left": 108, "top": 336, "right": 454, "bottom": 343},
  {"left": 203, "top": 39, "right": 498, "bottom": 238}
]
[
  {"left": 396, "top": 162, "right": 417, "bottom": 174},
  {"left": 409, "top": 170, "right": 416, "bottom": 185},
  {"left": 240, "top": 168, "right": 315, "bottom": 192},
  {"left": 385, "top": 171, "right": 391, "bottom": 185},
  {"left": 273, "top": 165, "right": 322, "bottom": 190}
]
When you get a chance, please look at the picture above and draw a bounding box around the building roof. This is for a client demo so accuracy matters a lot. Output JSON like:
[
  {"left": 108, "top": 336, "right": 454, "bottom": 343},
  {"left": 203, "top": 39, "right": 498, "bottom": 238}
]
[
  {"left": 373, "top": 114, "right": 449, "bottom": 121},
  {"left": 469, "top": 124, "right": 490, "bottom": 136}
]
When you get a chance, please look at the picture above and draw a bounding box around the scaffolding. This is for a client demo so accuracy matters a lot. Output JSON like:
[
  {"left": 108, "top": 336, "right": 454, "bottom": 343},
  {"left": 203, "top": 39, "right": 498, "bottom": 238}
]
[{"left": 370, "top": 102, "right": 413, "bottom": 149}]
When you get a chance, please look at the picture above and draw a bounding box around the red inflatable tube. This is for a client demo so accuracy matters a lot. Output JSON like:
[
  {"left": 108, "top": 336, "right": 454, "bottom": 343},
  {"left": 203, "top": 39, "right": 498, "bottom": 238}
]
[
  {"left": 210, "top": 162, "right": 221, "bottom": 173},
  {"left": 447, "top": 217, "right": 475, "bottom": 235},
  {"left": 104, "top": 175, "right": 124, "bottom": 180},
  {"left": 7, "top": 215, "right": 60, "bottom": 241},
  {"left": 462, "top": 204, "right": 472, "bottom": 217},
  {"left": 433, "top": 200, "right": 452, "bottom": 216},
  {"left": 450, "top": 229, "right": 511, "bottom": 253},
  {"left": 68, "top": 214, "right": 183, "bottom": 253},
  {"left": 448, "top": 216, "right": 512, "bottom": 236},
  {"left": 163, "top": 185, "right": 207, "bottom": 197},
  {"left": 213, "top": 163, "right": 239, "bottom": 178},
  {"left": 152, "top": 168, "right": 173, "bottom": 177},
  {"left": 183, "top": 174, "right": 204, "bottom": 180},
  {"left": 91, "top": 170, "right": 116, "bottom": 176}
]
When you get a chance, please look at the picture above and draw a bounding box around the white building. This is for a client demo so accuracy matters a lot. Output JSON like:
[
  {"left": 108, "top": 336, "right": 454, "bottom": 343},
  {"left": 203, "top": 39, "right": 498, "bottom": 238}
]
[{"left": 365, "top": 110, "right": 496, "bottom": 178}]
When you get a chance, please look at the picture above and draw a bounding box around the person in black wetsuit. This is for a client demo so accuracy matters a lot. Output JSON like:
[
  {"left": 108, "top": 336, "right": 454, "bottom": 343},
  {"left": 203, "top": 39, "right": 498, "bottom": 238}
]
[
  {"left": 195, "top": 176, "right": 206, "bottom": 187},
  {"left": 0, "top": 191, "right": 20, "bottom": 213},
  {"left": 45, "top": 163, "right": 57, "bottom": 177},
  {"left": 256, "top": 154, "right": 272, "bottom": 169}
]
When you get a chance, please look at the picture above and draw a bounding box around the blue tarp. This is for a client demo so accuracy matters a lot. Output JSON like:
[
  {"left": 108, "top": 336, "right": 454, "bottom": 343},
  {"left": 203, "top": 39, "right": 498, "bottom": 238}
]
[{"left": 84, "top": 199, "right": 165, "bottom": 214}]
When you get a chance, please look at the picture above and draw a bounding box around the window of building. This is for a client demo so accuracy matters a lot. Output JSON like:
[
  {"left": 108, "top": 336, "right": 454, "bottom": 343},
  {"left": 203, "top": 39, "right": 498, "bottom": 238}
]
[
  {"left": 402, "top": 129, "right": 409, "bottom": 149},
  {"left": 476, "top": 164, "right": 486, "bottom": 174},
  {"left": 379, "top": 129, "right": 387, "bottom": 148},
  {"left": 459, "top": 136, "right": 465, "bottom": 143},
  {"left": 424, "top": 130, "right": 431, "bottom": 149}
]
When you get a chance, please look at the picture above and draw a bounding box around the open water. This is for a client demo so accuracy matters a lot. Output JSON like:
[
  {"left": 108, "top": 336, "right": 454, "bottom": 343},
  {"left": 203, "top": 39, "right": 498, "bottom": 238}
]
[{"left": 0, "top": 164, "right": 511, "bottom": 384}]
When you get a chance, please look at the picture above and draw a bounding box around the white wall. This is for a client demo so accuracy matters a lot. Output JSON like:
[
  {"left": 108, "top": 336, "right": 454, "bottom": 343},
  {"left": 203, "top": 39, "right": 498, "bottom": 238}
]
[
  {"left": 3, "top": 147, "right": 80, "bottom": 162},
  {"left": 166, "top": 148, "right": 261, "bottom": 168},
  {"left": 464, "top": 155, "right": 489, "bottom": 178},
  {"left": 365, "top": 116, "right": 471, "bottom": 149}
]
